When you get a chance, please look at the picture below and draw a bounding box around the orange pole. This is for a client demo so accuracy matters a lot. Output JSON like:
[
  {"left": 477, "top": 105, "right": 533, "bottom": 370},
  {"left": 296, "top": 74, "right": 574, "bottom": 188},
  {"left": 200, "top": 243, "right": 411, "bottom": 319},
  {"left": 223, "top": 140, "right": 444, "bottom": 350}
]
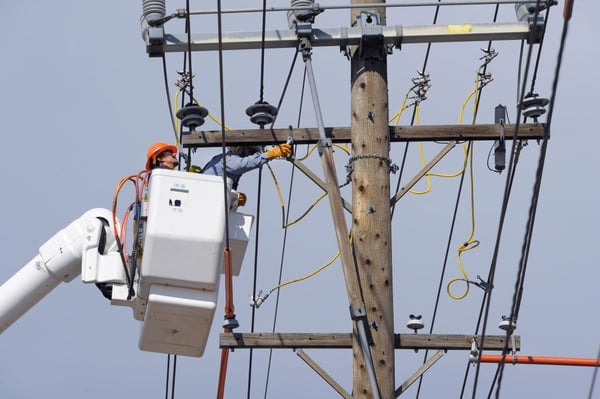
[
  {"left": 479, "top": 354, "right": 600, "bottom": 367},
  {"left": 223, "top": 248, "right": 235, "bottom": 319},
  {"left": 216, "top": 248, "right": 236, "bottom": 399},
  {"left": 563, "top": 0, "right": 574, "bottom": 21},
  {"left": 216, "top": 348, "right": 230, "bottom": 399}
]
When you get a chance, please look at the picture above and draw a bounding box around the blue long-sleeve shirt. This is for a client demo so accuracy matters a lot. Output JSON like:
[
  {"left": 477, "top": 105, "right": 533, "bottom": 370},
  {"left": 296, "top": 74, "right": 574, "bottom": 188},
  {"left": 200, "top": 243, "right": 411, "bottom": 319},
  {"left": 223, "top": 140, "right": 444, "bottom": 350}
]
[{"left": 202, "top": 150, "right": 269, "bottom": 188}]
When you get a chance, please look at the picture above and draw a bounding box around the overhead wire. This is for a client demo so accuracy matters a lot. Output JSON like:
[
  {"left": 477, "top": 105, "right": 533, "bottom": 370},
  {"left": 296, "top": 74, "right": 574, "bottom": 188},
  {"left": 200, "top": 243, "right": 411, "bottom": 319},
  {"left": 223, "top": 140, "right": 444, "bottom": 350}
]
[
  {"left": 589, "top": 345, "right": 600, "bottom": 399},
  {"left": 163, "top": 1, "right": 198, "bottom": 395},
  {"left": 390, "top": 0, "right": 442, "bottom": 219},
  {"left": 259, "top": 38, "right": 311, "bottom": 399},
  {"left": 411, "top": 1, "right": 460, "bottom": 397},
  {"left": 245, "top": 3, "right": 303, "bottom": 398},
  {"left": 246, "top": 167, "right": 264, "bottom": 399},
  {"left": 214, "top": 0, "right": 238, "bottom": 396},
  {"left": 258, "top": 0, "right": 268, "bottom": 103},
  {"left": 261, "top": 165, "right": 295, "bottom": 399},
  {"left": 246, "top": 4, "right": 272, "bottom": 395},
  {"left": 492, "top": 2, "right": 570, "bottom": 396},
  {"left": 161, "top": 54, "right": 179, "bottom": 143},
  {"left": 412, "top": 2, "right": 508, "bottom": 396},
  {"left": 464, "top": 2, "right": 556, "bottom": 398}
]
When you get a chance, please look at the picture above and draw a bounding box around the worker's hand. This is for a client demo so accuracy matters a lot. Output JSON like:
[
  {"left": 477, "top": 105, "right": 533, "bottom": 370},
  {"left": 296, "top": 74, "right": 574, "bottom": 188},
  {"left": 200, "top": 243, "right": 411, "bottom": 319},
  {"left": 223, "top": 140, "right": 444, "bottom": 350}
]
[
  {"left": 237, "top": 192, "right": 247, "bottom": 207},
  {"left": 266, "top": 143, "right": 292, "bottom": 159}
]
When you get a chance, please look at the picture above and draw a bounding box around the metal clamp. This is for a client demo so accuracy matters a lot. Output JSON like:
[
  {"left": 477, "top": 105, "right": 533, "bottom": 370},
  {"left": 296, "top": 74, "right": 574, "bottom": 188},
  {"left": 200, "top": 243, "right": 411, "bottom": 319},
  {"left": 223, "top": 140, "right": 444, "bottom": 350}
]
[
  {"left": 357, "top": 11, "right": 384, "bottom": 60},
  {"left": 349, "top": 305, "right": 374, "bottom": 346}
]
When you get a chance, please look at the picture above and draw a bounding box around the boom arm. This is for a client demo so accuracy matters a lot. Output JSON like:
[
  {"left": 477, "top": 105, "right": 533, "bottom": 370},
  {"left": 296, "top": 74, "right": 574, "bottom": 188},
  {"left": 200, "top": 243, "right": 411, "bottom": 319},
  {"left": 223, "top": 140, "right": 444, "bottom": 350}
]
[{"left": 0, "top": 208, "right": 125, "bottom": 333}]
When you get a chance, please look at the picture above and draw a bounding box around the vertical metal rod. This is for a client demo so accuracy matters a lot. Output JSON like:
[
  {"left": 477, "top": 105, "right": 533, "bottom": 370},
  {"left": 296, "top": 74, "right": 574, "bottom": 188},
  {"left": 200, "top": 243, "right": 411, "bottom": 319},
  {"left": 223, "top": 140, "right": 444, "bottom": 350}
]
[
  {"left": 303, "top": 46, "right": 381, "bottom": 399},
  {"left": 303, "top": 55, "right": 328, "bottom": 141}
]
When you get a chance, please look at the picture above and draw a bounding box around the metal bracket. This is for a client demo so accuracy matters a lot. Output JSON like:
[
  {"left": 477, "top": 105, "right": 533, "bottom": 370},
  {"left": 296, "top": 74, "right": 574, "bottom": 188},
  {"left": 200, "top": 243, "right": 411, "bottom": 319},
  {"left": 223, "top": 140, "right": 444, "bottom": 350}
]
[
  {"left": 469, "top": 336, "right": 480, "bottom": 363},
  {"left": 357, "top": 11, "right": 385, "bottom": 60},
  {"left": 349, "top": 304, "right": 374, "bottom": 346},
  {"left": 317, "top": 137, "right": 332, "bottom": 156},
  {"left": 527, "top": 15, "right": 545, "bottom": 44}
]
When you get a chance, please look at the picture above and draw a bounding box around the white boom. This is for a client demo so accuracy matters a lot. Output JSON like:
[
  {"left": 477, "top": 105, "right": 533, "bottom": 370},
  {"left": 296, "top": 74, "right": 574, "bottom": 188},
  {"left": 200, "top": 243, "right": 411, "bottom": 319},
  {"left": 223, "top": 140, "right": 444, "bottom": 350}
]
[{"left": 0, "top": 208, "right": 123, "bottom": 333}]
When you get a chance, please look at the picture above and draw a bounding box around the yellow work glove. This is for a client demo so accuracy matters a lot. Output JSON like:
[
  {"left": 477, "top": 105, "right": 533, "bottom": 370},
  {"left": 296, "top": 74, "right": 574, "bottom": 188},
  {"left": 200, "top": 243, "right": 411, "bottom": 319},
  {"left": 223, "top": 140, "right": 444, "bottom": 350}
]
[
  {"left": 237, "top": 192, "right": 247, "bottom": 207},
  {"left": 266, "top": 143, "right": 292, "bottom": 159}
]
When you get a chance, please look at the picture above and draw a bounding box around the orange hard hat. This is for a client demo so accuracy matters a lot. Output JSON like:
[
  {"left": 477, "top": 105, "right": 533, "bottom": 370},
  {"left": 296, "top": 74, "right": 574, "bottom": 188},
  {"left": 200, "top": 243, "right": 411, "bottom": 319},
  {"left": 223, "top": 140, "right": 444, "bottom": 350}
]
[{"left": 146, "top": 142, "right": 177, "bottom": 171}]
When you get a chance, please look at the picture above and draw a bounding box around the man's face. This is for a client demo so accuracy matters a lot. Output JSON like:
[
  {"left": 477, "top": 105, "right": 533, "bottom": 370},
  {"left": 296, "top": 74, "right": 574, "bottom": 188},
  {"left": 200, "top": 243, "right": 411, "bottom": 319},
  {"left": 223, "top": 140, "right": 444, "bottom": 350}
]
[
  {"left": 238, "top": 146, "right": 261, "bottom": 157},
  {"left": 157, "top": 150, "right": 179, "bottom": 169}
]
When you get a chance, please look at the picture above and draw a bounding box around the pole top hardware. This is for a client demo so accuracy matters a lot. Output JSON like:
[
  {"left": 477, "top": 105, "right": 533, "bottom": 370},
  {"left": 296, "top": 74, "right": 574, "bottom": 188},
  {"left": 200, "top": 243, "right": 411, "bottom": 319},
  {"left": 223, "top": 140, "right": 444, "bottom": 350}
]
[
  {"left": 176, "top": 103, "right": 209, "bottom": 131},
  {"left": 357, "top": 11, "right": 387, "bottom": 60},
  {"left": 246, "top": 101, "right": 278, "bottom": 128},
  {"left": 406, "top": 314, "right": 424, "bottom": 333}
]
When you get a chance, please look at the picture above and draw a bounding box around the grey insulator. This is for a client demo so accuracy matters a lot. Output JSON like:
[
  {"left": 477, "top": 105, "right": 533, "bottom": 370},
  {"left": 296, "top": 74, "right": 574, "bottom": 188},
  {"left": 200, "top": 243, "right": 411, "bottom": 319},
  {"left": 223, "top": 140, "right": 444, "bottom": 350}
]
[
  {"left": 520, "top": 94, "right": 549, "bottom": 121},
  {"left": 246, "top": 101, "right": 278, "bottom": 128},
  {"left": 177, "top": 104, "right": 209, "bottom": 131},
  {"left": 288, "top": 0, "right": 315, "bottom": 29},
  {"left": 143, "top": 0, "right": 166, "bottom": 19},
  {"left": 141, "top": 0, "right": 166, "bottom": 41},
  {"left": 514, "top": 2, "right": 546, "bottom": 21}
]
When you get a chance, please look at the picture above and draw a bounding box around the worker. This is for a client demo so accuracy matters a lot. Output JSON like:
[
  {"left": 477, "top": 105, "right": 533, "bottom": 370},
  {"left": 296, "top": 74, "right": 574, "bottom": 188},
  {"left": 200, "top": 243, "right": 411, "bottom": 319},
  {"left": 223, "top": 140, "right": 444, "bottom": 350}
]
[
  {"left": 202, "top": 143, "right": 292, "bottom": 208},
  {"left": 202, "top": 143, "right": 292, "bottom": 189},
  {"left": 145, "top": 142, "right": 179, "bottom": 171}
]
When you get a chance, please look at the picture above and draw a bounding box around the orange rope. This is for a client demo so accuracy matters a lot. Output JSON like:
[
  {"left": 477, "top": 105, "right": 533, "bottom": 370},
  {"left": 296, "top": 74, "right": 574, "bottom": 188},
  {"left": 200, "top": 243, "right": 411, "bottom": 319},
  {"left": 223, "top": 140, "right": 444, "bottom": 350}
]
[{"left": 479, "top": 354, "right": 600, "bottom": 367}]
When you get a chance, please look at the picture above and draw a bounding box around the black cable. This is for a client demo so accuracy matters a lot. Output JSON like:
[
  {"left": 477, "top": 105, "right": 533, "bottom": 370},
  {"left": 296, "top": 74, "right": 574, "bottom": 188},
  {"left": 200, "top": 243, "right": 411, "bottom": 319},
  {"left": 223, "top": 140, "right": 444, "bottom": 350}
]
[
  {"left": 493, "top": 4, "right": 570, "bottom": 396},
  {"left": 258, "top": 0, "right": 268, "bottom": 103},
  {"left": 461, "top": 137, "right": 522, "bottom": 399},
  {"left": 261, "top": 63, "right": 306, "bottom": 397},
  {"left": 185, "top": 0, "right": 194, "bottom": 102},
  {"left": 486, "top": 364, "right": 502, "bottom": 399},
  {"left": 216, "top": 0, "right": 231, "bottom": 247},
  {"left": 471, "top": 1, "right": 548, "bottom": 394},
  {"left": 415, "top": 142, "right": 471, "bottom": 399},
  {"left": 589, "top": 346, "right": 600, "bottom": 399},
  {"left": 271, "top": 50, "right": 300, "bottom": 128},
  {"left": 467, "top": 2, "right": 543, "bottom": 396},
  {"left": 262, "top": 164, "right": 297, "bottom": 399},
  {"left": 246, "top": 168, "right": 263, "bottom": 399},
  {"left": 526, "top": 4, "right": 552, "bottom": 98},
  {"left": 161, "top": 54, "right": 178, "bottom": 138},
  {"left": 171, "top": 355, "right": 177, "bottom": 399},
  {"left": 417, "top": 3, "right": 501, "bottom": 395},
  {"left": 164, "top": 354, "right": 171, "bottom": 399}
]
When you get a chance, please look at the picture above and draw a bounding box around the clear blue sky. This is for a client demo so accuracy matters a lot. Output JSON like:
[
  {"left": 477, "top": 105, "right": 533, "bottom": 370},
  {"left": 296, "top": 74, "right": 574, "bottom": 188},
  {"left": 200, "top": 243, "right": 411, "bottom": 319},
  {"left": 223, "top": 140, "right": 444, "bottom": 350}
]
[{"left": 1, "top": 1, "right": 598, "bottom": 398}]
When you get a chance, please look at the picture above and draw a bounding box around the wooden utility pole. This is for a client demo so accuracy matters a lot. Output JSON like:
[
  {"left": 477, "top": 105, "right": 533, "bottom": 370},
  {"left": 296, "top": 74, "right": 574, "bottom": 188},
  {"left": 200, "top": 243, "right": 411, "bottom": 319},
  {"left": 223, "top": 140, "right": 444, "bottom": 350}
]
[{"left": 350, "top": 0, "right": 394, "bottom": 397}]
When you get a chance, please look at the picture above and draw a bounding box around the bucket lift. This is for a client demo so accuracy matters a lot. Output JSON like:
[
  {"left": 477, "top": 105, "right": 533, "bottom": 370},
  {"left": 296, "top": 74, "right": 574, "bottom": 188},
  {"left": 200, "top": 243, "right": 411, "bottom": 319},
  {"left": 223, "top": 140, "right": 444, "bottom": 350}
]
[
  {"left": 132, "top": 169, "right": 253, "bottom": 357},
  {"left": 0, "top": 169, "right": 253, "bottom": 358}
]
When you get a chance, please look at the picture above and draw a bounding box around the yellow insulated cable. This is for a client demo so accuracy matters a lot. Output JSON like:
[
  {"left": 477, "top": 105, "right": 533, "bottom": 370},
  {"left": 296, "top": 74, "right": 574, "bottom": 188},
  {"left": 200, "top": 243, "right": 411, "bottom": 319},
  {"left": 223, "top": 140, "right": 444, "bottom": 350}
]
[
  {"left": 447, "top": 76, "right": 484, "bottom": 300},
  {"left": 255, "top": 230, "right": 354, "bottom": 308}
]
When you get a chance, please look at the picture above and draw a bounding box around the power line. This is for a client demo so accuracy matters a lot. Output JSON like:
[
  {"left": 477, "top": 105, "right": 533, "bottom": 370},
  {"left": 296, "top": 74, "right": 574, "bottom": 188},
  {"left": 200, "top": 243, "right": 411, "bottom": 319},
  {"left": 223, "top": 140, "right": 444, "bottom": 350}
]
[{"left": 493, "top": 2, "right": 572, "bottom": 396}]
